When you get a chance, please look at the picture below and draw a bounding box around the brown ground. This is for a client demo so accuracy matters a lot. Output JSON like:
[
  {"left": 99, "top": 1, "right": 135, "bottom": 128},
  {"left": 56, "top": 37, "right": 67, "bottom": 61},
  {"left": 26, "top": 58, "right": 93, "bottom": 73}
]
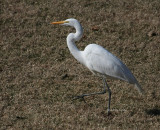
[{"left": 1, "top": 0, "right": 160, "bottom": 129}]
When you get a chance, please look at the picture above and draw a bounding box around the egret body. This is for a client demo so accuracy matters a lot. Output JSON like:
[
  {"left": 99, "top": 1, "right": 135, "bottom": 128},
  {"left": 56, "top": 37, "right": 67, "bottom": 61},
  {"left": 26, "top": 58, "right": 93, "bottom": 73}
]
[{"left": 52, "top": 18, "right": 143, "bottom": 114}]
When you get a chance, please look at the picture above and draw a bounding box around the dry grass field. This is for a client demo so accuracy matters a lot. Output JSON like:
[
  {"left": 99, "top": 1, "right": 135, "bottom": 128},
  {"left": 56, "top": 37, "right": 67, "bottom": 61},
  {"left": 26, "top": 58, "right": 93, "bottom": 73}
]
[{"left": 1, "top": 0, "right": 160, "bottom": 129}]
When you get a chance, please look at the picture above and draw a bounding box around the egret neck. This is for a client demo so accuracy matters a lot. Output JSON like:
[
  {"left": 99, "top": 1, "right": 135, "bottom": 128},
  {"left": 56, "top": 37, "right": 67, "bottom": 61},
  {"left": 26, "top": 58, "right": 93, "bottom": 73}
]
[{"left": 66, "top": 23, "right": 85, "bottom": 65}]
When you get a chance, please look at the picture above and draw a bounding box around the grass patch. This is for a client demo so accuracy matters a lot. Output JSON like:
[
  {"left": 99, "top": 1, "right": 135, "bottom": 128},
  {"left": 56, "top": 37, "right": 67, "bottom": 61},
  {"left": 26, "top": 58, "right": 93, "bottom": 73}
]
[{"left": 1, "top": 0, "right": 160, "bottom": 129}]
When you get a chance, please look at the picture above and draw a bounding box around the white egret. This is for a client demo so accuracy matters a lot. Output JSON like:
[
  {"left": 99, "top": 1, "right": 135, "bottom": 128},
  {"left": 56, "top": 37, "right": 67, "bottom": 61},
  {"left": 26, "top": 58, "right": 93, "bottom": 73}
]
[{"left": 52, "top": 18, "right": 143, "bottom": 114}]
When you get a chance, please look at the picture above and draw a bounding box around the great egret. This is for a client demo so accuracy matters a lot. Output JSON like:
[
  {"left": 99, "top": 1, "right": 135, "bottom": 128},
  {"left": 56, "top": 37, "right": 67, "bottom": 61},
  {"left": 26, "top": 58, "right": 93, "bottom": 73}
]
[{"left": 52, "top": 18, "right": 143, "bottom": 114}]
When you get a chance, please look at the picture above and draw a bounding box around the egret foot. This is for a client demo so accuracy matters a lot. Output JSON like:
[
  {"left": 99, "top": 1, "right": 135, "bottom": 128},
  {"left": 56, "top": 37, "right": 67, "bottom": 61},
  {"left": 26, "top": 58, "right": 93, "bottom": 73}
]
[{"left": 107, "top": 109, "right": 111, "bottom": 116}]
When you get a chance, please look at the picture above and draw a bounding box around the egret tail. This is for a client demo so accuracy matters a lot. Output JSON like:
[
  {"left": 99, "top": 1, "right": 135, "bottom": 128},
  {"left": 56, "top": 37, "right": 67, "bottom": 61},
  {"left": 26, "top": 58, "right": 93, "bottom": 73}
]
[{"left": 135, "top": 82, "right": 144, "bottom": 94}]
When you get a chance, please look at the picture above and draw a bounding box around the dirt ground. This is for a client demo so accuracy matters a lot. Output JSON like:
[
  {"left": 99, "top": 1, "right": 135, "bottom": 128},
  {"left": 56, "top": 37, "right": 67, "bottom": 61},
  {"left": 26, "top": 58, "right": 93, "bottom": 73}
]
[{"left": 1, "top": 0, "right": 160, "bottom": 129}]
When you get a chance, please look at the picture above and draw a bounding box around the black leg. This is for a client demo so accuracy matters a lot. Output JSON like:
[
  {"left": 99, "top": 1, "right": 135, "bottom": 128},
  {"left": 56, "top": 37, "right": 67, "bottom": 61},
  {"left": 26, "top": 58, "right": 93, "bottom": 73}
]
[
  {"left": 103, "top": 78, "right": 111, "bottom": 115},
  {"left": 73, "top": 78, "right": 107, "bottom": 100},
  {"left": 73, "top": 77, "right": 111, "bottom": 115}
]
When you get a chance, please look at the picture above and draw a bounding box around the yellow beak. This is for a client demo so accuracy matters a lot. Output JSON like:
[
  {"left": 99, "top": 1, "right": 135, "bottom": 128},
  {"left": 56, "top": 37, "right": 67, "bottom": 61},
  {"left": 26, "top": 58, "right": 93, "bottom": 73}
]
[{"left": 51, "top": 21, "right": 69, "bottom": 24}]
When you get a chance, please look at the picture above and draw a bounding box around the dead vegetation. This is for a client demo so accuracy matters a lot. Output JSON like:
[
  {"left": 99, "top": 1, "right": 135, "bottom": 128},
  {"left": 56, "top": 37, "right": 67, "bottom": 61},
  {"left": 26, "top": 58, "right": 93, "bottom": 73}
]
[{"left": 1, "top": 0, "right": 160, "bottom": 129}]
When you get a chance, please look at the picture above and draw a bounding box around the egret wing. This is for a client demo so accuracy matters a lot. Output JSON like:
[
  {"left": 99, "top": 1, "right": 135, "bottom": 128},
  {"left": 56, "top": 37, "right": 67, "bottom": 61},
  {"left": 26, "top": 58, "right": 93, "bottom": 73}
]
[{"left": 84, "top": 44, "right": 137, "bottom": 83}]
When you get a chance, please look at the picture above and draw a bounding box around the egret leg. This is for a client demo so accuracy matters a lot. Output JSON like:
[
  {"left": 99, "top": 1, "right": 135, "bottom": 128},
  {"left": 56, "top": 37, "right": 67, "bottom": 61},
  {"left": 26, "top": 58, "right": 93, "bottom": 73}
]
[
  {"left": 73, "top": 78, "right": 107, "bottom": 100},
  {"left": 103, "top": 79, "right": 111, "bottom": 115},
  {"left": 73, "top": 78, "right": 112, "bottom": 115}
]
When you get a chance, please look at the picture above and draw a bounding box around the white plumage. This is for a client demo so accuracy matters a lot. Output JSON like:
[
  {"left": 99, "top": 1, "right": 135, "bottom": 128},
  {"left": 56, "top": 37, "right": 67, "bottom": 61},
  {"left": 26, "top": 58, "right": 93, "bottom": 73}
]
[{"left": 52, "top": 18, "right": 143, "bottom": 114}]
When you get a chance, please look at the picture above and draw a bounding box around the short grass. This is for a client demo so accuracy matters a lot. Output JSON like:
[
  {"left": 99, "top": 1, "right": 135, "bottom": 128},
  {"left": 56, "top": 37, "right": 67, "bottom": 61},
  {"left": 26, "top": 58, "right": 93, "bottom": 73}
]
[{"left": 1, "top": 0, "right": 160, "bottom": 129}]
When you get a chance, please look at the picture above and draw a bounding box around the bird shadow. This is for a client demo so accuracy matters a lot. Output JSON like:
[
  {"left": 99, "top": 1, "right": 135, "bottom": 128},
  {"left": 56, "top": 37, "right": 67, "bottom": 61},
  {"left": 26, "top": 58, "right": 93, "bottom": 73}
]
[{"left": 145, "top": 108, "right": 160, "bottom": 116}]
